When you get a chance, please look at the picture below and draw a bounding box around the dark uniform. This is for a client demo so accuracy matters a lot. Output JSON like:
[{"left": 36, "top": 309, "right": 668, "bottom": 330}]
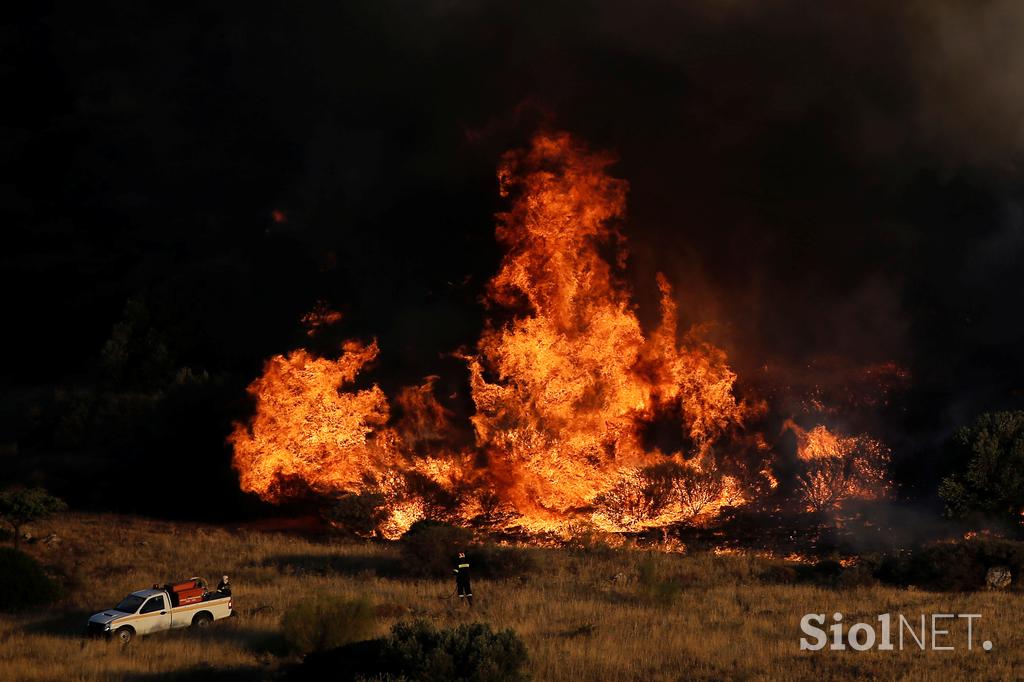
[{"left": 454, "top": 552, "right": 472, "bottom": 606}]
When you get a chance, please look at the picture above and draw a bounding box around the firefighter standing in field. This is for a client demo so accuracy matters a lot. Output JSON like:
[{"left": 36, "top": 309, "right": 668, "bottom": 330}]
[{"left": 454, "top": 551, "right": 473, "bottom": 606}]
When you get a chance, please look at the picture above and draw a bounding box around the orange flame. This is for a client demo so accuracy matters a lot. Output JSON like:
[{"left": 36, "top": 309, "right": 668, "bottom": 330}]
[
  {"left": 230, "top": 131, "right": 888, "bottom": 538},
  {"left": 229, "top": 340, "right": 395, "bottom": 500},
  {"left": 465, "top": 133, "right": 755, "bottom": 532},
  {"left": 784, "top": 421, "right": 891, "bottom": 511}
]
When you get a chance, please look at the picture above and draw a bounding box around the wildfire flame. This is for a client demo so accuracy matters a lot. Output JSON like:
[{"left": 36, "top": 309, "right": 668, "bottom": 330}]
[
  {"left": 465, "top": 133, "right": 757, "bottom": 532},
  {"left": 784, "top": 421, "right": 891, "bottom": 512},
  {"left": 230, "top": 131, "right": 891, "bottom": 538}
]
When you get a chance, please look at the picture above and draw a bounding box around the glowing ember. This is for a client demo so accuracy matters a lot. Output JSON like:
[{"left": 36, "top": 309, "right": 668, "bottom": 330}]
[{"left": 300, "top": 302, "right": 343, "bottom": 336}]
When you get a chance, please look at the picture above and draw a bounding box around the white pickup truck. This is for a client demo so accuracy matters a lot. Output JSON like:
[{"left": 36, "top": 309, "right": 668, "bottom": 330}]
[{"left": 86, "top": 583, "right": 233, "bottom": 644}]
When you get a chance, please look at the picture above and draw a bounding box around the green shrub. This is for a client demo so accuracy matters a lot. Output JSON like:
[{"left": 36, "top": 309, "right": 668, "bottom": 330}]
[
  {"left": 399, "top": 520, "right": 474, "bottom": 577},
  {"left": 755, "top": 561, "right": 799, "bottom": 585},
  {"left": 562, "top": 520, "right": 619, "bottom": 558},
  {"left": 836, "top": 558, "right": 880, "bottom": 588},
  {"left": 635, "top": 554, "right": 683, "bottom": 606},
  {"left": 473, "top": 545, "right": 538, "bottom": 579},
  {"left": 382, "top": 620, "right": 528, "bottom": 682},
  {"left": 939, "top": 411, "right": 1024, "bottom": 526},
  {"left": 281, "top": 596, "right": 376, "bottom": 654},
  {"left": 874, "top": 538, "right": 1024, "bottom": 591},
  {"left": 0, "top": 487, "right": 67, "bottom": 550},
  {"left": 398, "top": 521, "right": 538, "bottom": 580},
  {"left": 0, "top": 548, "right": 62, "bottom": 611}
]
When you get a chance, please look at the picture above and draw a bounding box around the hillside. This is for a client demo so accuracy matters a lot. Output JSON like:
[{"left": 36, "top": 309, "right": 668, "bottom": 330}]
[{"left": 0, "top": 514, "right": 1021, "bottom": 681}]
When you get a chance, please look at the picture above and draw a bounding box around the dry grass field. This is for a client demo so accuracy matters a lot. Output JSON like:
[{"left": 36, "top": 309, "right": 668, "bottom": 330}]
[{"left": 0, "top": 514, "right": 1020, "bottom": 681}]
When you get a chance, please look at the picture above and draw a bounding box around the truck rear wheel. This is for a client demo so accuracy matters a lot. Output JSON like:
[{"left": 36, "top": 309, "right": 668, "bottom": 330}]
[
  {"left": 114, "top": 626, "right": 134, "bottom": 645},
  {"left": 192, "top": 612, "right": 213, "bottom": 629}
]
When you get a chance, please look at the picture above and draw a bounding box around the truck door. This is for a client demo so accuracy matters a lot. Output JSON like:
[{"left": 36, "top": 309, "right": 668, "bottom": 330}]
[{"left": 137, "top": 595, "right": 171, "bottom": 634}]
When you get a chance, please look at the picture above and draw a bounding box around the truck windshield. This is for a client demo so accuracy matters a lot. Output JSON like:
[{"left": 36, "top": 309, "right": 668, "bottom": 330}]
[{"left": 114, "top": 595, "right": 146, "bottom": 614}]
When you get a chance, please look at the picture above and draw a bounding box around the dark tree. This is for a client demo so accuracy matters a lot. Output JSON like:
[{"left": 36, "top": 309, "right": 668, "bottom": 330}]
[
  {"left": 940, "top": 411, "right": 1024, "bottom": 527},
  {"left": 0, "top": 488, "right": 67, "bottom": 549},
  {"left": 398, "top": 520, "right": 474, "bottom": 577},
  {"left": 323, "top": 489, "right": 389, "bottom": 538},
  {"left": 100, "top": 297, "right": 174, "bottom": 389}
]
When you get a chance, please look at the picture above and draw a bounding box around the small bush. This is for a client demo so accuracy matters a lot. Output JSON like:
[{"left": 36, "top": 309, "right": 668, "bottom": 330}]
[
  {"left": 795, "top": 559, "right": 844, "bottom": 586},
  {"left": 399, "top": 520, "right": 474, "bottom": 577},
  {"left": 837, "top": 559, "right": 880, "bottom": 588},
  {"left": 398, "top": 521, "right": 538, "bottom": 580},
  {"left": 562, "top": 521, "right": 619, "bottom": 558},
  {"left": 474, "top": 545, "right": 538, "bottom": 579},
  {"left": 0, "top": 548, "right": 62, "bottom": 611},
  {"left": 939, "top": 411, "right": 1024, "bottom": 526},
  {"left": 281, "top": 596, "right": 376, "bottom": 655},
  {"left": 635, "top": 554, "right": 683, "bottom": 606},
  {"left": 382, "top": 620, "right": 528, "bottom": 682},
  {"left": 756, "top": 561, "right": 799, "bottom": 585},
  {"left": 875, "top": 538, "right": 1024, "bottom": 591}
]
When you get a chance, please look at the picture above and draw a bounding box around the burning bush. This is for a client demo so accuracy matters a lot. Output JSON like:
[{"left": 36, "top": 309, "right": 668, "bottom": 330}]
[
  {"left": 593, "top": 471, "right": 658, "bottom": 530},
  {"left": 789, "top": 424, "right": 891, "bottom": 512},
  {"left": 673, "top": 461, "right": 729, "bottom": 519},
  {"left": 594, "top": 459, "right": 731, "bottom": 529}
]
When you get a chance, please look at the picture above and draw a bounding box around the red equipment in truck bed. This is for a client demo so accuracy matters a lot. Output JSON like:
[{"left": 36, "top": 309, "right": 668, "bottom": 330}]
[
  {"left": 174, "top": 588, "right": 205, "bottom": 606},
  {"left": 169, "top": 580, "right": 199, "bottom": 592}
]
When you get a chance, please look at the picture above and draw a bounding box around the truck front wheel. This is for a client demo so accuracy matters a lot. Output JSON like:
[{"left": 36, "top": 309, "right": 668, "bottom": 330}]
[
  {"left": 192, "top": 612, "right": 213, "bottom": 629},
  {"left": 114, "top": 626, "right": 135, "bottom": 645}
]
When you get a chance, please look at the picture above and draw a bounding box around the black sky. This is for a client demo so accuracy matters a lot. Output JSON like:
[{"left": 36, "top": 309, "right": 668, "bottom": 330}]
[{"left": 3, "top": 1, "right": 1024, "bottom": 512}]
